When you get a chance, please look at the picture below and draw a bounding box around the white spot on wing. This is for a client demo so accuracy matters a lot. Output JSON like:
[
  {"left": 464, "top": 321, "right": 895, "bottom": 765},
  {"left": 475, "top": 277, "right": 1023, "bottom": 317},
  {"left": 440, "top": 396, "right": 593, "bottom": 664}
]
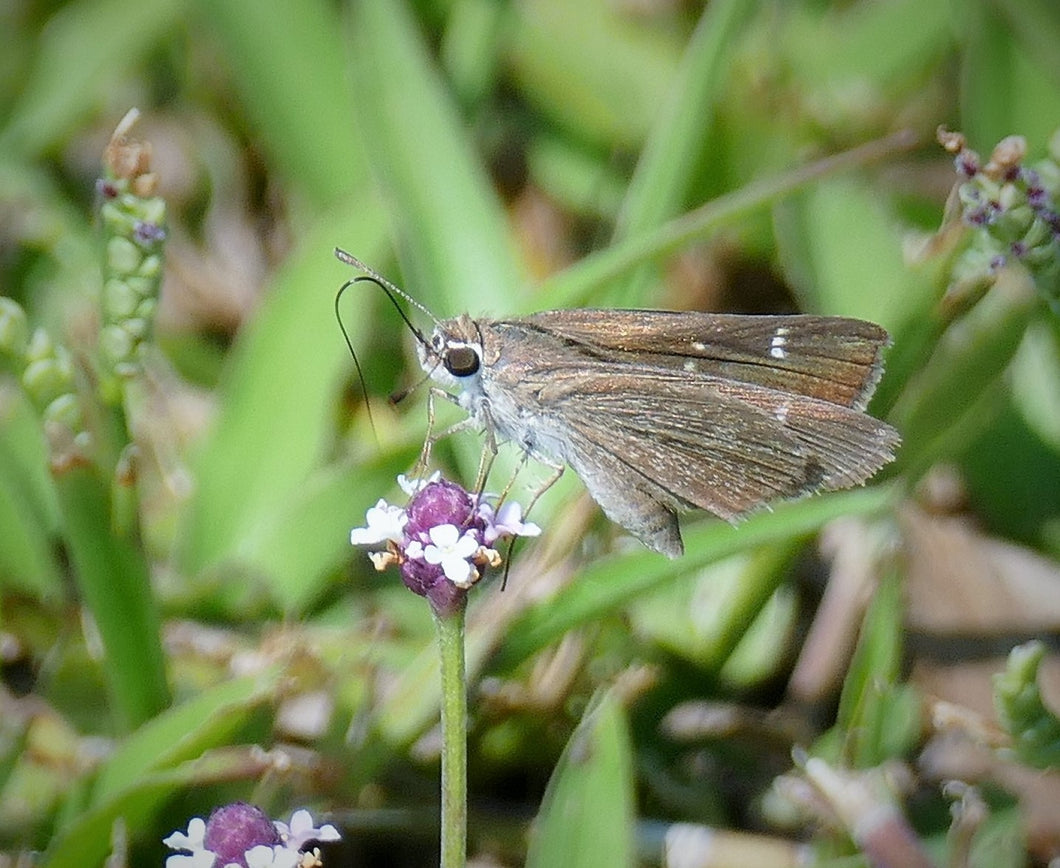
[
  {"left": 774, "top": 401, "right": 791, "bottom": 424},
  {"left": 770, "top": 327, "right": 789, "bottom": 360},
  {"left": 691, "top": 341, "right": 706, "bottom": 352},
  {"left": 683, "top": 359, "right": 697, "bottom": 373}
]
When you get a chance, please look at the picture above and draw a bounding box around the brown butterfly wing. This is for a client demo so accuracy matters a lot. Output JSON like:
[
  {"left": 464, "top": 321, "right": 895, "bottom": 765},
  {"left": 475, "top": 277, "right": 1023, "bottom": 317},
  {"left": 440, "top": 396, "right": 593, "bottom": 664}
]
[
  {"left": 517, "top": 310, "right": 889, "bottom": 410},
  {"left": 539, "top": 369, "right": 898, "bottom": 556}
]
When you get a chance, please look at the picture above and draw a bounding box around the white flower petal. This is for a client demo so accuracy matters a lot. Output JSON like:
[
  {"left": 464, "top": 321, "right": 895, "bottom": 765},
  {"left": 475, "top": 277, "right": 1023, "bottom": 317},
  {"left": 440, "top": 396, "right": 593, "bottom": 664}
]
[
  {"left": 495, "top": 502, "right": 541, "bottom": 537},
  {"left": 398, "top": 471, "right": 440, "bottom": 495},
  {"left": 453, "top": 531, "right": 480, "bottom": 558},
  {"left": 350, "top": 500, "right": 408, "bottom": 547},
  {"left": 349, "top": 527, "right": 376, "bottom": 546},
  {"left": 165, "top": 855, "right": 215, "bottom": 868},
  {"left": 427, "top": 523, "right": 461, "bottom": 548},
  {"left": 288, "top": 808, "right": 312, "bottom": 836},
  {"left": 280, "top": 809, "right": 341, "bottom": 848},
  {"left": 440, "top": 554, "right": 474, "bottom": 585},
  {"left": 268, "top": 847, "right": 301, "bottom": 868},
  {"left": 244, "top": 845, "right": 280, "bottom": 868},
  {"left": 163, "top": 817, "right": 207, "bottom": 851}
]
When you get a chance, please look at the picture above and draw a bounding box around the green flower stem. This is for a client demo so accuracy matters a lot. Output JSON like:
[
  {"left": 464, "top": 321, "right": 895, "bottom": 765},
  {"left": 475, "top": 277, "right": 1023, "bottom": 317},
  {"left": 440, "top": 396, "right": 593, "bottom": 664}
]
[
  {"left": 888, "top": 267, "right": 1038, "bottom": 479},
  {"left": 433, "top": 599, "right": 468, "bottom": 868}
]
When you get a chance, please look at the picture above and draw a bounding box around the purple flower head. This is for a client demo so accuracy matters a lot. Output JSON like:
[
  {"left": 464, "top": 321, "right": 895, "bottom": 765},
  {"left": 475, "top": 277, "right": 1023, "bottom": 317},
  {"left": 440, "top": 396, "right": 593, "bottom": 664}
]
[
  {"left": 163, "top": 804, "right": 340, "bottom": 868},
  {"left": 404, "top": 476, "right": 484, "bottom": 539},
  {"left": 205, "top": 802, "right": 280, "bottom": 866},
  {"left": 350, "top": 474, "right": 542, "bottom": 615}
]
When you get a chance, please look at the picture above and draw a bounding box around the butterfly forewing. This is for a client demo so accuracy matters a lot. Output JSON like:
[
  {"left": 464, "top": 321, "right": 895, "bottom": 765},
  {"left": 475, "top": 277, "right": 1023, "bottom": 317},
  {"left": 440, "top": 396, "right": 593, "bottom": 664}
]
[{"left": 513, "top": 310, "right": 888, "bottom": 410}]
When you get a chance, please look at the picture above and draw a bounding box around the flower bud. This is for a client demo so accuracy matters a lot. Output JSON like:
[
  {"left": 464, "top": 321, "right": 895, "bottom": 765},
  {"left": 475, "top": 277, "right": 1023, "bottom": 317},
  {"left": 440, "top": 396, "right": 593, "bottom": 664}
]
[
  {"left": 204, "top": 802, "right": 281, "bottom": 866},
  {"left": 42, "top": 394, "right": 83, "bottom": 433},
  {"left": 0, "top": 297, "right": 29, "bottom": 361},
  {"left": 105, "top": 236, "right": 142, "bottom": 275},
  {"left": 22, "top": 337, "right": 74, "bottom": 408}
]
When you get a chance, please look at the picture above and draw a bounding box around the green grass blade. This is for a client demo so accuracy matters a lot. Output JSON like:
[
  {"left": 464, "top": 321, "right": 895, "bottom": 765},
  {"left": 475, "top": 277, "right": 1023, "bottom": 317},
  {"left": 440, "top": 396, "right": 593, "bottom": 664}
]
[
  {"left": 0, "top": 394, "right": 62, "bottom": 598},
  {"left": 493, "top": 484, "right": 897, "bottom": 673},
  {"left": 43, "top": 748, "right": 275, "bottom": 868},
  {"left": 534, "top": 131, "right": 918, "bottom": 311},
  {"left": 607, "top": 0, "right": 755, "bottom": 305},
  {"left": 526, "top": 689, "right": 636, "bottom": 868},
  {"left": 191, "top": 0, "right": 366, "bottom": 207},
  {"left": 55, "top": 464, "right": 170, "bottom": 729},
  {"left": 90, "top": 670, "right": 281, "bottom": 803},
  {"left": 176, "top": 207, "right": 387, "bottom": 582},
  {"left": 347, "top": 0, "right": 528, "bottom": 316},
  {"left": 0, "top": 0, "right": 184, "bottom": 157},
  {"left": 505, "top": 0, "right": 680, "bottom": 151}
]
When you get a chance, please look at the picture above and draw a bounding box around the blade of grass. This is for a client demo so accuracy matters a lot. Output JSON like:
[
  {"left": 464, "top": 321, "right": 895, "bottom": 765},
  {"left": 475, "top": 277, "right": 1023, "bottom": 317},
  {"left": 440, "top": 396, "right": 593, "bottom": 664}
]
[
  {"left": 238, "top": 448, "right": 418, "bottom": 614},
  {"left": 176, "top": 206, "right": 388, "bottom": 581},
  {"left": 91, "top": 669, "right": 281, "bottom": 803},
  {"left": 345, "top": 0, "right": 530, "bottom": 486},
  {"left": 54, "top": 463, "right": 170, "bottom": 729},
  {"left": 504, "top": 0, "right": 680, "bottom": 151},
  {"left": 0, "top": 0, "right": 184, "bottom": 157},
  {"left": 0, "top": 394, "right": 62, "bottom": 598},
  {"left": 346, "top": 0, "right": 528, "bottom": 316},
  {"left": 889, "top": 267, "right": 1039, "bottom": 479},
  {"left": 993, "top": 0, "right": 1060, "bottom": 89},
  {"left": 959, "top": 0, "right": 1060, "bottom": 149},
  {"left": 43, "top": 748, "right": 276, "bottom": 868},
  {"left": 532, "top": 130, "right": 919, "bottom": 312},
  {"left": 191, "top": 0, "right": 366, "bottom": 207},
  {"left": 608, "top": 0, "right": 756, "bottom": 306},
  {"left": 786, "top": 0, "right": 952, "bottom": 89},
  {"left": 526, "top": 689, "right": 636, "bottom": 868},
  {"left": 492, "top": 483, "right": 898, "bottom": 673},
  {"left": 775, "top": 177, "right": 933, "bottom": 325}
]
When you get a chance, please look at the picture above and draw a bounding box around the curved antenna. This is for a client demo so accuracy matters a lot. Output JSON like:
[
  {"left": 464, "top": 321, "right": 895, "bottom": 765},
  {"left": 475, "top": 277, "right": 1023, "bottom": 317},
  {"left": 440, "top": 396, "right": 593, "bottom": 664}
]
[
  {"left": 334, "top": 248, "right": 442, "bottom": 336},
  {"left": 334, "top": 250, "right": 444, "bottom": 422},
  {"left": 334, "top": 278, "right": 379, "bottom": 439}
]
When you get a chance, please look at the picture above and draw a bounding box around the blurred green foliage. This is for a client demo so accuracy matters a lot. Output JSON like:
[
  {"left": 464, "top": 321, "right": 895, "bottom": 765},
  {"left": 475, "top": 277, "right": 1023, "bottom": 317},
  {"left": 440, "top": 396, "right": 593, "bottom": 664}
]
[{"left": 2, "top": 0, "right": 1060, "bottom": 865}]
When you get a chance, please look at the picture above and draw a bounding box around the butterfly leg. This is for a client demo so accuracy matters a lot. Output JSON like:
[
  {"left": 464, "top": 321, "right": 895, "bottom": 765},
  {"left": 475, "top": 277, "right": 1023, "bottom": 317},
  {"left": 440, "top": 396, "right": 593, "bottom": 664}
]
[
  {"left": 523, "top": 459, "right": 565, "bottom": 519},
  {"left": 492, "top": 449, "right": 530, "bottom": 508},
  {"left": 496, "top": 457, "right": 564, "bottom": 589},
  {"left": 470, "top": 403, "right": 502, "bottom": 497},
  {"left": 414, "top": 386, "right": 479, "bottom": 476}
]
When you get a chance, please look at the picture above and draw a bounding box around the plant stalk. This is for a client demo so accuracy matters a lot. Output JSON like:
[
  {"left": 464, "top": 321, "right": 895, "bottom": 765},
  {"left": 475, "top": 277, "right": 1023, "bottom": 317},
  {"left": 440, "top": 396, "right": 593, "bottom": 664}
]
[{"left": 433, "top": 598, "right": 468, "bottom": 868}]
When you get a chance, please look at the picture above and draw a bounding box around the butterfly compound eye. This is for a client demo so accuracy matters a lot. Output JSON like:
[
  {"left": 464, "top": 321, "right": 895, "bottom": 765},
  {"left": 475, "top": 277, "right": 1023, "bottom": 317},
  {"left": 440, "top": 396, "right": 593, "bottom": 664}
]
[{"left": 444, "top": 345, "right": 480, "bottom": 377}]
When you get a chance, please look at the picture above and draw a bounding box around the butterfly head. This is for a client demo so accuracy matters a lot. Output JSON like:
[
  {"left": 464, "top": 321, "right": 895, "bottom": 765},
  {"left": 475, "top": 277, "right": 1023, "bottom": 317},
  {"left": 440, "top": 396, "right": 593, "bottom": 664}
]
[{"left": 420, "top": 314, "right": 487, "bottom": 393}]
